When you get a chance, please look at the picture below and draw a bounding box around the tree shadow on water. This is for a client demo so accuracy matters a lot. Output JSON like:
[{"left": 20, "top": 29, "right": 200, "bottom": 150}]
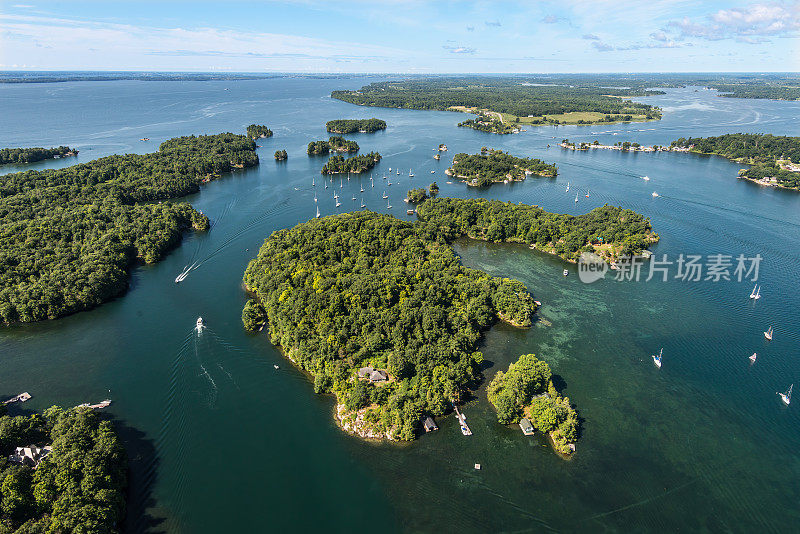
[{"left": 111, "top": 418, "right": 168, "bottom": 534}]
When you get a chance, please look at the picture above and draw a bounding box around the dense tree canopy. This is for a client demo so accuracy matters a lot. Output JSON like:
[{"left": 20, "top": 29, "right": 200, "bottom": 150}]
[
  {"left": 320, "top": 152, "right": 381, "bottom": 174},
  {"left": 449, "top": 150, "right": 557, "bottom": 186},
  {"left": 331, "top": 78, "right": 660, "bottom": 118},
  {"left": 457, "top": 116, "right": 516, "bottom": 134},
  {"left": 416, "top": 198, "right": 657, "bottom": 261},
  {"left": 671, "top": 133, "right": 800, "bottom": 190},
  {"left": 246, "top": 124, "right": 273, "bottom": 139},
  {"left": 307, "top": 136, "right": 359, "bottom": 155},
  {"left": 0, "top": 407, "right": 127, "bottom": 533},
  {"left": 0, "top": 133, "right": 259, "bottom": 324},
  {"left": 274, "top": 149, "right": 288, "bottom": 161},
  {"left": 488, "top": 353, "right": 579, "bottom": 455},
  {"left": 0, "top": 147, "right": 77, "bottom": 165},
  {"left": 325, "top": 119, "right": 386, "bottom": 134},
  {"left": 242, "top": 211, "right": 537, "bottom": 440},
  {"left": 406, "top": 188, "right": 428, "bottom": 203}
]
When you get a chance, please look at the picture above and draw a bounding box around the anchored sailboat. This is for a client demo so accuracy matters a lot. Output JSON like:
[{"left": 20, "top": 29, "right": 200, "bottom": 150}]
[
  {"left": 652, "top": 348, "right": 662, "bottom": 368},
  {"left": 778, "top": 384, "right": 792, "bottom": 405},
  {"left": 764, "top": 326, "right": 773, "bottom": 341},
  {"left": 386, "top": 198, "right": 392, "bottom": 209},
  {"left": 360, "top": 198, "right": 366, "bottom": 208},
  {"left": 566, "top": 181, "right": 570, "bottom": 192},
  {"left": 382, "top": 191, "right": 388, "bottom": 199},
  {"left": 574, "top": 192, "right": 579, "bottom": 203},
  {"left": 585, "top": 189, "right": 590, "bottom": 198},
  {"left": 316, "top": 206, "right": 320, "bottom": 218},
  {"left": 750, "top": 285, "right": 761, "bottom": 300},
  {"left": 409, "top": 168, "right": 414, "bottom": 177}
]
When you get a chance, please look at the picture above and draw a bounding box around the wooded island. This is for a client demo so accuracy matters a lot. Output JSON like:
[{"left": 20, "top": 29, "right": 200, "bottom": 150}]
[{"left": 0, "top": 133, "right": 259, "bottom": 324}]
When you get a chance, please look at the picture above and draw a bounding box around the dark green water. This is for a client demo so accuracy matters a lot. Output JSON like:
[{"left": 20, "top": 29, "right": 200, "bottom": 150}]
[{"left": 1, "top": 78, "right": 799, "bottom": 532}]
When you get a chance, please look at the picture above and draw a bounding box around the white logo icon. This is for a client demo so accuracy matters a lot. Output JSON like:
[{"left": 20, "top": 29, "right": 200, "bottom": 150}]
[{"left": 578, "top": 252, "right": 607, "bottom": 283}]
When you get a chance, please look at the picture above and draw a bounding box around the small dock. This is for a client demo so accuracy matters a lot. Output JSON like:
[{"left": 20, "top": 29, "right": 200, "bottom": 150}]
[
  {"left": 76, "top": 399, "right": 112, "bottom": 410},
  {"left": 454, "top": 405, "right": 472, "bottom": 436},
  {"left": 3, "top": 392, "right": 31, "bottom": 405}
]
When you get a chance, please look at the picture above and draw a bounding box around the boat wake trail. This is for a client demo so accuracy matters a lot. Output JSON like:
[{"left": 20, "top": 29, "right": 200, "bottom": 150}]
[{"left": 174, "top": 196, "right": 292, "bottom": 282}]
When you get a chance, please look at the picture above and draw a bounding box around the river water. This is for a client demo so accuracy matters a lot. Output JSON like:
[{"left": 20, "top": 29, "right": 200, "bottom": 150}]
[{"left": 1, "top": 77, "right": 799, "bottom": 532}]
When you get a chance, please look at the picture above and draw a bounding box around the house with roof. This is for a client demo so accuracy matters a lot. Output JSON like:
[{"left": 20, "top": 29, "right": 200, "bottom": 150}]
[
  {"left": 422, "top": 416, "right": 438, "bottom": 432},
  {"left": 8, "top": 445, "right": 52, "bottom": 468},
  {"left": 357, "top": 366, "right": 389, "bottom": 383},
  {"left": 519, "top": 418, "right": 535, "bottom": 436}
]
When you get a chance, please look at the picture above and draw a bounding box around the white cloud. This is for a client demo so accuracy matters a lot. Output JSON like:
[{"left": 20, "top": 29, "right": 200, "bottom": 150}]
[{"left": 668, "top": 1, "right": 800, "bottom": 42}]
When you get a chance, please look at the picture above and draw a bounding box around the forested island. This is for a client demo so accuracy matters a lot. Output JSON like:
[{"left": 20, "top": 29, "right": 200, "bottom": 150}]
[
  {"left": 0, "top": 405, "right": 127, "bottom": 532},
  {"left": 241, "top": 211, "right": 537, "bottom": 441},
  {"left": 416, "top": 198, "right": 657, "bottom": 262},
  {"left": 0, "top": 133, "right": 259, "bottom": 324},
  {"left": 488, "top": 353, "right": 579, "bottom": 456},
  {"left": 671, "top": 133, "right": 800, "bottom": 190},
  {"left": 326, "top": 119, "right": 386, "bottom": 134},
  {"left": 246, "top": 124, "right": 273, "bottom": 139},
  {"left": 457, "top": 115, "right": 517, "bottom": 134},
  {"left": 320, "top": 152, "right": 381, "bottom": 174},
  {"left": 307, "top": 136, "right": 359, "bottom": 155},
  {"left": 0, "top": 146, "right": 78, "bottom": 165},
  {"left": 331, "top": 78, "right": 661, "bottom": 126},
  {"left": 447, "top": 149, "right": 557, "bottom": 187},
  {"left": 274, "top": 149, "right": 288, "bottom": 161}
]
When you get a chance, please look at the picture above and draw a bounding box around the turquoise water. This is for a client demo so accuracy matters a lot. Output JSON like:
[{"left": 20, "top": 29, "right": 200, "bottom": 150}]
[{"left": 1, "top": 78, "right": 799, "bottom": 532}]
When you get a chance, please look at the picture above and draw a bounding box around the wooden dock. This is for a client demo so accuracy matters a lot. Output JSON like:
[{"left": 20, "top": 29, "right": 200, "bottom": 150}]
[
  {"left": 3, "top": 392, "right": 31, "bottom": 405},
  {"left": 75, "top": 399, "right": 112, "bottom": 410}
]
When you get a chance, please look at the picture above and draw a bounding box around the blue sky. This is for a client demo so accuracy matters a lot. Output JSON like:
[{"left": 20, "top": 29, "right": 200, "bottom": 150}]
[{"left": 1, "top": 1, "right": 799, "bottom": 72}]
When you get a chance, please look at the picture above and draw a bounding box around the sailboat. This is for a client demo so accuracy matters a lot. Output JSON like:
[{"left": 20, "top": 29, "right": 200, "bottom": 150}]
[
  {"left": 360, "top": 198, "right": 366, "bottom": 208},
  {"left": 749, "top": 352, "right": 757, "bottom": 363},
  {"left": 339, "top": 178, "right": 343, "bottom": 188},
  {"left": 585, "top": 189, "right": 590, "bottom": 198},
  {"left": 314, "top": 192, "right": 317, "bottom": 203},
  {"left": 325, "top": 182, "right": 328, "bottom": 189},
  {"left": 750, "top": 285, "right": 761, "bottom": 300},
  {"left": 574, "top": 192, "right": 579, "bottom": 203},
  {"left": 312, "top": 177, "right": 315, "bottom": 187},
  {"left": 778, "top": 384, "right": 793, "bottom": 405},
  {"left": 360, "top": 185, "right": 364, "bottom": 192},
  {"left": 566, "top": 182, "right": 570, "bottom": 192},
  {"left": 396, "top": 169, "right": 400, "bottom": 175},
  {"left": 652, "top": 348, "right": 663, "bottom": 368},
  {"left": 764, "top": 326, "right": 773, "bottom": 341},
  {"left": 382, "top": 191, "right": 388, "bottom": 199},
  {"left": 386, "top": 198, "right": 392, "bottom": 209},
  {"left": 642, "top": 175, "right": 650, "bottom": 181},
  {"left": 387, "top": 180, "right": 392, "bottom": 186},
  {"left": 316, "top": 206, "right": 320, "bottom": 218},
  {"left": 351, "top": 195, "right": 356, "bottom": 201},
  {"left": 409, "top": 168, "right": 414, "bottom": 177},
  {"left": 335, "top": 199, "right": 342, "bottom": 208},
  {"left": 371, "top": 177, "right": 374, "bottom": 188}
]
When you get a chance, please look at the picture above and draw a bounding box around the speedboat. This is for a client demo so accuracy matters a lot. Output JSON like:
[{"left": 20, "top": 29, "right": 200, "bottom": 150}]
[
  {"left": 196, "top": 317, "right": 204, "bottom": 333},
  {"left": 652, "top": 348, "right": 662, "bottom": 368}
]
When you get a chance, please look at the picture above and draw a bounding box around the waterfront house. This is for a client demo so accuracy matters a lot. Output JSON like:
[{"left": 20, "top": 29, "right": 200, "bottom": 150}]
[
  {"left": 358, "top": 366, "right": 374, "bottom": 379},
  {"left": 9, "top": 445, "right": 52, "bottom": 468},
  {"left": 423, "top": 416, "right": 438, "bottom": 432},
  {"left": 519, "top": 418, "right": 535, "bottom": 436}
]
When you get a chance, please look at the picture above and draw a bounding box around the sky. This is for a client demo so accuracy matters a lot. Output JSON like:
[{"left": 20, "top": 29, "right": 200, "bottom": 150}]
[{"left": 1, "top": 0, "right": 799, "bottom": 72}]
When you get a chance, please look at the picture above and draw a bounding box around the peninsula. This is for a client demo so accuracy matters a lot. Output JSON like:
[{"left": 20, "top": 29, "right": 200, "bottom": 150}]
[
  {"left": 0, "top": 404, "right": 127, "bottom": 532},
  {"left": 0, "top": 133, "right": 259, "bottom": 324},
  {"left": 242, "top": 211, "right": 537, "bottom": 441},
  {"left": 446, "top": 149, "right": 557, "bottom": 187},
  {"left": 0, "top": 146, "right": 78, "bottom": 165},
  {"left": 326, "top": 118, "right": 386, "bottom": 134},
  {"left": 488, "top": 353, "right": 579, "bottom": 456},
  {"left": 671, "top": 134, "right": 800, "bottom": 190},
  {"left": 331, "top": 77, "right": 662, "bottom": 127},
  {"left": 457, "top": 114, "right": 518, "bottom": 134},
  {"left": 415, "top": 197, "right": 657, "bottom": 262},
  {"left": 321, "top": 152, "right": 381, "bottom": 174},
  {"left": 307, "top": 135, "right": 359, "bottom": 155}
]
